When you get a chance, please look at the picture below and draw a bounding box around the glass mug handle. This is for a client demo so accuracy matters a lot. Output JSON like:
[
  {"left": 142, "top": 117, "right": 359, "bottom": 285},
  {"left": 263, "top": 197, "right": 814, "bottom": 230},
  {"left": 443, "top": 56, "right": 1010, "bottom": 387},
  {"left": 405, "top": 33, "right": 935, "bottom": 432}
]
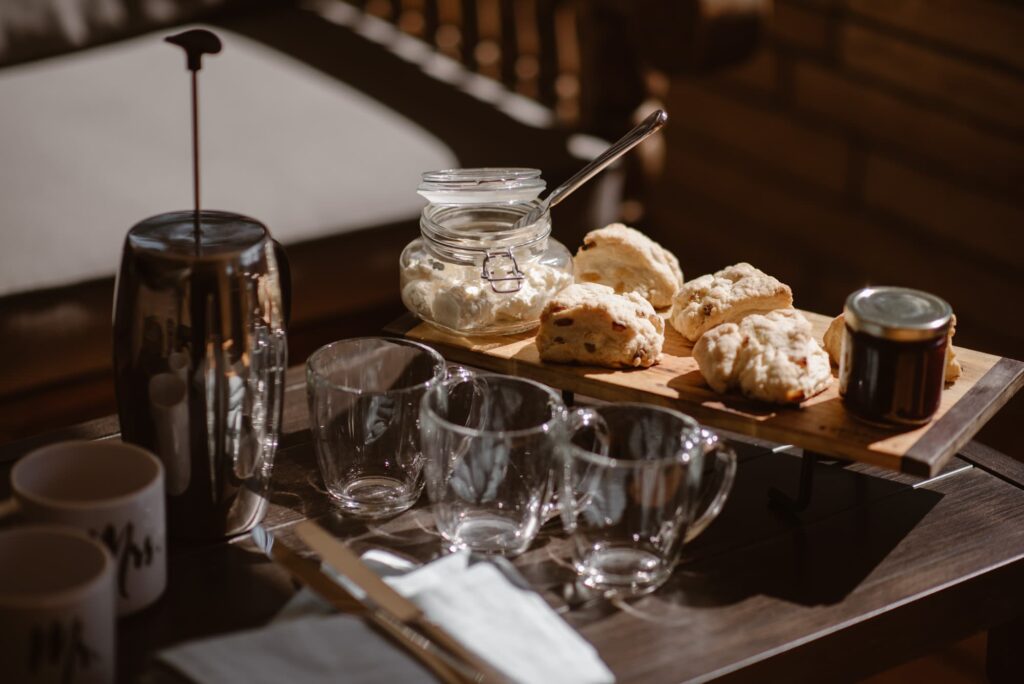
[
  {"left": 684, "top": 427, "right": 738, "bottom": 543},
  {"left": 559, "top": 407, "right": 610, "bottom": 533},
  {"left": 567, "top": 407, "right": 610, "bottom": 446},
  {"left": 445, "top": 365, "right": 475, "bottom": 382}
]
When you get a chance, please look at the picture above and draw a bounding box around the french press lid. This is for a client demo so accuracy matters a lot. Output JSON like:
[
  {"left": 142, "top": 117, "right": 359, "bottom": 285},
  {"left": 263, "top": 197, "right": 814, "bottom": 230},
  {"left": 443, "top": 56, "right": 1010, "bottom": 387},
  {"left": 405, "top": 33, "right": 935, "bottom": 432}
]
[{"left": 127, "top": 210, "right": 270, "bottom": 260}]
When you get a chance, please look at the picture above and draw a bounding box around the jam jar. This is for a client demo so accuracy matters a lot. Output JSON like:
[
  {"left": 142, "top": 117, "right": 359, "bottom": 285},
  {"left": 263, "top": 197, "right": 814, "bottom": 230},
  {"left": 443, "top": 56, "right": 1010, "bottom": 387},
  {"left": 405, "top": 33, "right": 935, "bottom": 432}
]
[
  {"left": 400, "top": 168, "right": 573, "bottom": 336},
  {"left": 839, "top": 287, "right": 953, "bottom": 426}
]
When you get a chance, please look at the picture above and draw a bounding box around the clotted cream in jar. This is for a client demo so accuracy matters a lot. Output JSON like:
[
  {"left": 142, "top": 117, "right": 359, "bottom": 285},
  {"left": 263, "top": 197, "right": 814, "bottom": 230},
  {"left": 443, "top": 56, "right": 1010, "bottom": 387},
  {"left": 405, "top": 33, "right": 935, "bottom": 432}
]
[{"left": 400, "top": 168, "right": 573, "bottom": 336}]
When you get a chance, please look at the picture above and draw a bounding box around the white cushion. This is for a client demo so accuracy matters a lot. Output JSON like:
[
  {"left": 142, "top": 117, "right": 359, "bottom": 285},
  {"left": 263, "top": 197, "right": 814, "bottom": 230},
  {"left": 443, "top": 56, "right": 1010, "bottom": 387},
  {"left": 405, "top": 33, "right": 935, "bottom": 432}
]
[{"left": 0, "top": 25, "right": 456, "bottom": 297}]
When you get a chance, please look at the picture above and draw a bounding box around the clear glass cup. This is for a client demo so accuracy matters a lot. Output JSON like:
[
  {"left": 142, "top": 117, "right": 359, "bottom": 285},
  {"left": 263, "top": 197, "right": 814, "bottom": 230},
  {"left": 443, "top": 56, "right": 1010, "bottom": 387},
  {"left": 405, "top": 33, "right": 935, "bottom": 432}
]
[
  {"left": 560, "top": 404, "right": 737, "bottom": 597},
  {"left": 420, "top": 372, "right": 567, "bottom": 555},
  {"left": 306, "top": 337, "right": 446, "bottom": 518}
]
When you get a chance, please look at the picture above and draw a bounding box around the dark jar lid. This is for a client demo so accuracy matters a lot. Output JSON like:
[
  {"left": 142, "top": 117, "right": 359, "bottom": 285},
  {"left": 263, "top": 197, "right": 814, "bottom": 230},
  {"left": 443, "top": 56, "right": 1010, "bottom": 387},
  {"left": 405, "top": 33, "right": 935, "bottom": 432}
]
[{"left": 844, "top": 287, "right": 952, "bottom": 342}]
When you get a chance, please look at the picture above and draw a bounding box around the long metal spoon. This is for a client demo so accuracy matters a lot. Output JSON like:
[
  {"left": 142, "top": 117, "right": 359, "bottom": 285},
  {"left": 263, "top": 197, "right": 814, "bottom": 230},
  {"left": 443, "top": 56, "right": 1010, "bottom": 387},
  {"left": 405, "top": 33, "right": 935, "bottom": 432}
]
[{"left": 513, "top": 109, "right": 668, "bottom": 229}]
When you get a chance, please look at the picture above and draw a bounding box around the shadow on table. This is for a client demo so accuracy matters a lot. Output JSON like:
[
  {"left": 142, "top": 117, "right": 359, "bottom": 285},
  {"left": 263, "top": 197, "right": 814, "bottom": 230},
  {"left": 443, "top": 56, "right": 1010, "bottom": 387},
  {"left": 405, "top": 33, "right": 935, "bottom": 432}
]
[
  {"left": 663, "top": 451, "right": 942, "bottom": 607},
  {"left": 118, "top": 542, "right": 294, "bottom": 682}
]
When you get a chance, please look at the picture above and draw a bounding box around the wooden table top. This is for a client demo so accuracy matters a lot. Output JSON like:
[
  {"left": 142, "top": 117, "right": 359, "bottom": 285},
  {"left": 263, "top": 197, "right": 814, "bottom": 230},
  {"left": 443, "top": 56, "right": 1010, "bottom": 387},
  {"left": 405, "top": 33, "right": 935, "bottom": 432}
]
[{"left": 2, "top": 367, "right": 1023, "bottom": 683}]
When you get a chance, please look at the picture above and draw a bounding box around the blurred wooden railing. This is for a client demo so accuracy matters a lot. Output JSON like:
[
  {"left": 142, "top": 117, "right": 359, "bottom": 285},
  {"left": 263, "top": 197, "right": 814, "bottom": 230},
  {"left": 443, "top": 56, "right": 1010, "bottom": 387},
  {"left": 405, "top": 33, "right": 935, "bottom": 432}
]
[
  {"left": 349, "top": 0, "right": 584, "bottom": 125},
  {"left": 342, "top": 0, "right": 770, "bottom": 136}
]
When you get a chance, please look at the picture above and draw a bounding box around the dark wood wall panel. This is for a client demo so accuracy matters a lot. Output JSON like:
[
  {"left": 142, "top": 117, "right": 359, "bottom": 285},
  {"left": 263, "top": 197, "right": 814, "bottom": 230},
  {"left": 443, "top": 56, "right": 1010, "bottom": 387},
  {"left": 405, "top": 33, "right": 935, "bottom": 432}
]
[{"left": 639, "top": 0, "right": 1024, "bottom": 458}]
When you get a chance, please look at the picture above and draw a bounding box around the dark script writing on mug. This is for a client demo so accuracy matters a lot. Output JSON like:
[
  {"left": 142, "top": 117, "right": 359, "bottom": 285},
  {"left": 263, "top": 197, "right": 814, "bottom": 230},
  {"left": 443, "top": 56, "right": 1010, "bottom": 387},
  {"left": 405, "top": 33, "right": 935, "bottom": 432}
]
[
  {"left": 91, "top": 522, "right": 157, "bottom": 599},
  {"left": 30, "top": 618, "right": 99, "bottom": 684}
]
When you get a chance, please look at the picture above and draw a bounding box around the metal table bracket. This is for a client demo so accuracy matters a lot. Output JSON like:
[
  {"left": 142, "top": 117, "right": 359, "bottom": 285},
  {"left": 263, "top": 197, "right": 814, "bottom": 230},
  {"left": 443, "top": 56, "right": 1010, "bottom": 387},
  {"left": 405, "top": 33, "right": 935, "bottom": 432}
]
[{"left": 768, "top": 451, "right": 820, "bottom": 516}]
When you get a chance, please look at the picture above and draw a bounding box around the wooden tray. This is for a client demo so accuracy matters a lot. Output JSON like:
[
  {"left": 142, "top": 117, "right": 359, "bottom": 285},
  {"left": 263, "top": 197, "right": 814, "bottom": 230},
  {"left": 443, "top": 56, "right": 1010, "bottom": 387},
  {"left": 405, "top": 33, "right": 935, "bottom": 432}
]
[{"left": 387, "top": 311, "right": 1023, "bottom": 476}]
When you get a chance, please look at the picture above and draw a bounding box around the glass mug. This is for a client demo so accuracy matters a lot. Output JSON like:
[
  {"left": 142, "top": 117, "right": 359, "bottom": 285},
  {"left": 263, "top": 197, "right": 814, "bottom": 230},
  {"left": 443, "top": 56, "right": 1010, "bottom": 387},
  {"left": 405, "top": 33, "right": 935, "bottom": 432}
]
[
  {"left": 306, "top": 338, "right": 447, "bottom": 518},
  {"left": 420, "top": 372, "right": 566, "bottom": 556},
  {"left": 560, "top": 404, "right": 737, "bottom": 597}
]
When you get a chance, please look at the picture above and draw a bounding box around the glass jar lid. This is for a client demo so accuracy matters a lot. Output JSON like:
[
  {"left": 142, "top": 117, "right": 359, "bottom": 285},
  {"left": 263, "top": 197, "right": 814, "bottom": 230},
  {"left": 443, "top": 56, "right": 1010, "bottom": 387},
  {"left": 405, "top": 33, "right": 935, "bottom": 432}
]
[
  {"left": 844, "top": 286, "right": 952, "bottom": 342},
  {"left": 417, "top": 168, "right": 546, "bottom": 205}
]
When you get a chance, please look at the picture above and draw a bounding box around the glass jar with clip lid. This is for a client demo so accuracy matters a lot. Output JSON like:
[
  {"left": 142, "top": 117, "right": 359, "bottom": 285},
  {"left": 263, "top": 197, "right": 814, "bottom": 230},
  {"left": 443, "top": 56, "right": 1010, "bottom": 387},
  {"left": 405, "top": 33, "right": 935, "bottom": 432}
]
[{"left": 400, "top": 168, "right": 573, "bottom": 336}]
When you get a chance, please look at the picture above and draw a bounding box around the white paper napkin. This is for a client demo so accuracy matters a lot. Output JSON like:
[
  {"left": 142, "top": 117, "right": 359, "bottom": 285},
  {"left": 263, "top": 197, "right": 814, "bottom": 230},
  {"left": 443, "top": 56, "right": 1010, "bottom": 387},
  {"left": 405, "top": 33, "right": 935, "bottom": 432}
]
[
  {"left": 156, "top": 614, "right": 430, "bottom": 683},
  {"left": 157, "top": 550, "right": 614, "bottom": 684},
  {"left": 385, "top": 553, "right": 613, "bottom": 684}
]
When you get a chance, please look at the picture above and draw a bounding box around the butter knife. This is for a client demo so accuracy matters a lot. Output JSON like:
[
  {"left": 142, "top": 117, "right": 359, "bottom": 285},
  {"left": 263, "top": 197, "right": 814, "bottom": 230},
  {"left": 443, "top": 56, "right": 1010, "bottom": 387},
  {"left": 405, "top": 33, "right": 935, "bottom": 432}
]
[
  {"left": 295, "top": 521, "right": 508, "bottom": 684},
  {"left": 251, "top": 525, "right": 471, "bottom": 684}
]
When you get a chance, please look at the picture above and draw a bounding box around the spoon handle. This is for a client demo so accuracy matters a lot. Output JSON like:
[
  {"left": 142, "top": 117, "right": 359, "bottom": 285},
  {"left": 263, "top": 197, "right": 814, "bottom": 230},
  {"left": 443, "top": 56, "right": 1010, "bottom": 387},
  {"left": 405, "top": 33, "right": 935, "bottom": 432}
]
[{"left": 543, "top": 109, "right": 667, "bottom": 214}]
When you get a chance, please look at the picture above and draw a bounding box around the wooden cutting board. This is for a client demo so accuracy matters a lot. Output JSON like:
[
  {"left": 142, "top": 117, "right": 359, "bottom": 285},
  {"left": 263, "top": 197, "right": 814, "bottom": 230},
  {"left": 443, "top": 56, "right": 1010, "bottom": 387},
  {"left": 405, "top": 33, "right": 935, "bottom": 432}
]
[{"left": 387, "top": 312, "right": 1023, "bottom": 477}]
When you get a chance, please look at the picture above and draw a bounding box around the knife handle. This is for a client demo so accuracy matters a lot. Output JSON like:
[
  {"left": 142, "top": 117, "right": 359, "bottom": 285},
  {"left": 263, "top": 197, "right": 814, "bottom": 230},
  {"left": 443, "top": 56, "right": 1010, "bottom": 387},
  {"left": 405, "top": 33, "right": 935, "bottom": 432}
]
[
  {"left": 260, "top": 529, "right": 471, "bottom": 684},
  {"left": 413, "top": 618, "right": 509, "bottom": 684},
  {"left": 368, "top": 610, "right": 472, "bottom": 684},
  {"left": 296, "top": 521, "right": 507, "bottom": 683}
]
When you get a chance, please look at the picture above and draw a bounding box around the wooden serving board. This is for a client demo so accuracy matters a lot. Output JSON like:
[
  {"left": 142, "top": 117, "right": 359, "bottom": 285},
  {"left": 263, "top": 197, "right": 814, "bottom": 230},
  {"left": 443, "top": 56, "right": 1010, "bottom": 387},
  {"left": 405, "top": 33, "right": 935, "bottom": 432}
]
[{"left": 387, "top": 312, "right": 1024, "bottom": 477}]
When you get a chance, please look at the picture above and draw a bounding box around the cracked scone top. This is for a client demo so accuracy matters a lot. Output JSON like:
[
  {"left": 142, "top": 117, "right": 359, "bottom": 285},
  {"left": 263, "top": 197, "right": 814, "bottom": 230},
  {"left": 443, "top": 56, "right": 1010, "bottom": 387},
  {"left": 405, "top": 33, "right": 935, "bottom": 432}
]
[
  {"left": 573, "top": 224, "right": 683, "bottom": 309},
  {"left": 693, "top": 309, "right": 832, "bottom": 404},
  {"left": 670, "top": 262, "right": 793, "bottom": 342},
  {"left": 537, "top": 283, "right": 664, "bottom": 369}
]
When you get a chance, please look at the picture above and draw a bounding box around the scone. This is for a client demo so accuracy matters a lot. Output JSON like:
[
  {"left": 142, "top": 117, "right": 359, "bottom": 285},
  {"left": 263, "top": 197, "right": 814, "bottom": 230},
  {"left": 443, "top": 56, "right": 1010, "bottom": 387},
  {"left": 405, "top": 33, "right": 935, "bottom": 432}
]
[
  {"left": 693, "top": 309, "right": 832, "bottom": 404},
  {"left": 945, "top": 315, "right": 962, "bottom": 383},
  {"left": 670, "top": 263, "right": 793, "bottom": 342},
  {"left": 822, "top": 314, "right": 845, "bottom": 367},
  {"left": 537, "top": 283, "right": 664, "bottom": 368},
  {"left": 822, "top": 312, "right": 962, "bottom": 384},
  {"left": 573, "top": 224, "right": 683, "bottom": 309}
]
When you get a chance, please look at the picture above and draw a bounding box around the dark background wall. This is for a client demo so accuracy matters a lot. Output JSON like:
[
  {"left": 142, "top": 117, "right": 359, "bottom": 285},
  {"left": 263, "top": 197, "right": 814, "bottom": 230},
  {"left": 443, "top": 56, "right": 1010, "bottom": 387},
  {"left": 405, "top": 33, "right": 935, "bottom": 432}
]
[
  {"left": 0, "top": 0, "right": 1020, "bottom": 458},
  {"left": 644, "top": 0, "right": 1023, "bottom": 457}
]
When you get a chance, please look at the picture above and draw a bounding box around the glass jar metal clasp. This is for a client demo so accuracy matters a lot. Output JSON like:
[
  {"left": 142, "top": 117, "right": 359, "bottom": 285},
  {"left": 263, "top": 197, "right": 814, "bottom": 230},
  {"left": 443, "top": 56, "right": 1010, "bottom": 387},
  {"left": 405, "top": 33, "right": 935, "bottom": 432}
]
[{"left": 481, "top": 249, "right": 525, "bottom": 294}]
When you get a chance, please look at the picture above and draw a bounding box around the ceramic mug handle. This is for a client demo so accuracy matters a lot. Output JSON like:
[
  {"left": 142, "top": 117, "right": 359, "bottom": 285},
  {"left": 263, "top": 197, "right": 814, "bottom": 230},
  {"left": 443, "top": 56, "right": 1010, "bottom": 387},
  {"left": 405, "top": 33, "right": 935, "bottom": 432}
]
[
  {"left": 0, "top": 497, "right": 19, "bottom": 521},
  {"left": 684, "top": 427, "right": 738, "bottom": 543}
]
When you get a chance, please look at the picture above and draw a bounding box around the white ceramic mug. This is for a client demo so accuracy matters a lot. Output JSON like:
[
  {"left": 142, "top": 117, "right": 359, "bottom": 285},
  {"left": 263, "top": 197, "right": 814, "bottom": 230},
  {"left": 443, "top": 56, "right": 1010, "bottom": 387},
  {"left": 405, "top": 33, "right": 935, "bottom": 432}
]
[
  {"left": 4, "top": 441, "right": 167, "bottom": 615},
  {"left": 0, "top": 526, "right": 116, "bottom": 684}
]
